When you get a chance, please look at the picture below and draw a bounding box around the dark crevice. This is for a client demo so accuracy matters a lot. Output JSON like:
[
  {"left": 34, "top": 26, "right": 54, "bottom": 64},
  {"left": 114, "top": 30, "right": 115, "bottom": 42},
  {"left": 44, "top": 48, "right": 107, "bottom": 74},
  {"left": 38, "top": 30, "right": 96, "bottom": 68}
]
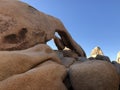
[
  {"left": 56, "top": 30, "right": 73, "bottom": 50},
  {"left": 18, "top": 28, "right": 28, "bottom": 39},
  {"left": 3, "top": 28, "right": 28, "bottom": 44},
  {"left": 4, "top": 34, "right": 18, "bottom": 44},
  {"left": 63, "top": 73, "right": 73, "bottom": 90},
  {"left": 28, "top": 5, "right": 38, "bottom": 11}
]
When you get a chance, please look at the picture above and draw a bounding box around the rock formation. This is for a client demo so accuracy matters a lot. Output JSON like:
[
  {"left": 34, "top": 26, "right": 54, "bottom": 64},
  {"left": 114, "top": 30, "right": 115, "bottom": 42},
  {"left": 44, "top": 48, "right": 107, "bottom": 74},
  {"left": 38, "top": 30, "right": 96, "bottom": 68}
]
[
  {"left": 0, "top": 61, "right": 67, "bottom": 90},
  {"left": 89, "top": 46, "right": 111, "bottom": 62},
  {"left": 0, "top": 44, "right": 61, "bottom": 81},
  {"left": 112, "top": 61, "right": 120, "bottom": 89},
  {"left": 0, "top": 0, "right": 119, "bottom": 90},
  {"left": 90, "top": 46, "right": 104, "bottom": 57},
  {"left": 0, "top": 0, "right": 86, "bottom": 57},
  {"left": 116, "top": 51, "right": 120, "bottom": 63},
  {"left": 69, "top": 60, "right": 119, "bottom": 90}
]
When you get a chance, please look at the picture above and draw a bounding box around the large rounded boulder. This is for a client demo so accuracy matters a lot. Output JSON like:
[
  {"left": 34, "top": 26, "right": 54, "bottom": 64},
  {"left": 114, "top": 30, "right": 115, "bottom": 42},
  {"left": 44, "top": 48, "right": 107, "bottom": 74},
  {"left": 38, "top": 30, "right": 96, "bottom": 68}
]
[{"left": 69, "top": 60, "right": 119, "bottom": 90}]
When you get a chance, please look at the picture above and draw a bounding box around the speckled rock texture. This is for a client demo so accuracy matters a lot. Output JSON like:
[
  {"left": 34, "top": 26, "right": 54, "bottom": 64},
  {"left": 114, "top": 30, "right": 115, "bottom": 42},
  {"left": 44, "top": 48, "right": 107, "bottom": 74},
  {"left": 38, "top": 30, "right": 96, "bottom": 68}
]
[
  {"left": 69, "top": 60, "right": 119, "bottom": 90},
  {"left": 0, "top": 0, "right": 86, "bottom": 57}
]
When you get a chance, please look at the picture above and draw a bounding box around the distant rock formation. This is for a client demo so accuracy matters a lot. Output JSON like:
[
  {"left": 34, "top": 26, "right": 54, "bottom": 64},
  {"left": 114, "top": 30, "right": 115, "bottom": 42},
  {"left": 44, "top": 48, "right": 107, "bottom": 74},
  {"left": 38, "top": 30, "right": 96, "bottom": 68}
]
[
  {"left": 116, "top": 51, "right": 120, "bottom": 63},
  {"left": 90, "top": 46, "right": 104, "bottom": 57}
]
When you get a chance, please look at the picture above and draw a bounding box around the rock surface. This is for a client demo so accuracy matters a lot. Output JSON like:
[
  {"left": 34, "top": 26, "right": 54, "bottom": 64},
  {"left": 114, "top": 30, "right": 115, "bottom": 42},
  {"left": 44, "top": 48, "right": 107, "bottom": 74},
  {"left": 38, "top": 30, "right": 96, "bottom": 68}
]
[
  {"left": 90, "top": 46, "right": 104, "bottom": 57},
  {"left": 0, "top": 44, "right": 61, "bottom": 81},
  {"left": 0, "top": 0, "right": 119, "bottom": 90},
  {"left": 0, "top": 0, "right": 86, "bottom": 57},
  {"left": 0, "top": 61, "right": 67, "bottom": 90},
  {"left": 69, "top": 60, "right": 119, "bottom": 90},
  {"left": 0, "top": 44, "right": 119, "bottom": 90},
  {"left": 116, "top": 51, "right": 120, "bottom": 63}
]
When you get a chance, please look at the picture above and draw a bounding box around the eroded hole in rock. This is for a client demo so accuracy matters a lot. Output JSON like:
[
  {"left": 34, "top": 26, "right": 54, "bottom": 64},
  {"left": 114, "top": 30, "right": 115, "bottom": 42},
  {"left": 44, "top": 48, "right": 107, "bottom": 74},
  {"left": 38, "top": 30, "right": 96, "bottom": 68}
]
[
  {"left": 3, "top": 28, "right": 28, "bottom": 44},
  {"left": 17, "top": 28, "right": 28, "bottom": 42},
  {"left": 18, "top": 28, "right": 28, "bottom": 38},
  {"left": 4, "top": 34, "right": 18, "bottom": 44},
  {"left": 55, "top": 32, "right": 61, "bottom": 39},
  {"left": 47, "top": 39, "right": 57, "bottom": 50},
  {"left": 54, "top": 32, "right": 65, "bottom": 50}
]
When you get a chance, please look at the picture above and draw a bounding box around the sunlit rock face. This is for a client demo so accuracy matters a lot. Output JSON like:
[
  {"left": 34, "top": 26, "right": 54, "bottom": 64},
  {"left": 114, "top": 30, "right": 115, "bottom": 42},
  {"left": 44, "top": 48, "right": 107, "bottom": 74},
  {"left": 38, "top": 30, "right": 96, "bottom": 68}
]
[
  {"left": 90, "top": 46, "right": 104, "bottom": 57},
  {"left": 0, "top": 0, "right": 86, "bottom": 57},
  {"left": 116, "top": 51, "right": 120, "bottom": 63}
]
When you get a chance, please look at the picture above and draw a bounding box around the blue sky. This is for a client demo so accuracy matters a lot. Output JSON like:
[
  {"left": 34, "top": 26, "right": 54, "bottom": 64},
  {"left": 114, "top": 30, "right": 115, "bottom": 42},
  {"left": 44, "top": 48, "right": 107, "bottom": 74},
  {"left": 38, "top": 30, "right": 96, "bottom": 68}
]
[{"left": 21, "top": 0, "right": 120, "bottom": 61}]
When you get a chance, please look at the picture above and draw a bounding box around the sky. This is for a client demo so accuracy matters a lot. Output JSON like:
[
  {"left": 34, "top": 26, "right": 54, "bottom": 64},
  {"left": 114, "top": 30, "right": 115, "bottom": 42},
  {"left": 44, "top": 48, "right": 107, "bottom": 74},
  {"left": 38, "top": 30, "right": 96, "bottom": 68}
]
[{"left": 21, "top": 0, "right": 120, "bottom": 61}]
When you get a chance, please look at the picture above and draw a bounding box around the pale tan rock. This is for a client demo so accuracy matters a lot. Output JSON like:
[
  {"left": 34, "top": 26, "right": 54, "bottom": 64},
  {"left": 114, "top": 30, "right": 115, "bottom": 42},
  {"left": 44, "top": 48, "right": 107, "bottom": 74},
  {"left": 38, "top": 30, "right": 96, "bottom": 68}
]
[
  {"left": 0, "top": 0, "right": 86, "bottom": 57},
  {"left": 64, "top": 47, "right": 70, "bottom": 50},
  {"left": 116, "top": 51, "right": 120, "bottom": 63},
  {"left": 89, "top": 46, "right": 110, "bottom": 62},
  {"left": 90, "top": 46, "right": 104, "bottom": 57}
]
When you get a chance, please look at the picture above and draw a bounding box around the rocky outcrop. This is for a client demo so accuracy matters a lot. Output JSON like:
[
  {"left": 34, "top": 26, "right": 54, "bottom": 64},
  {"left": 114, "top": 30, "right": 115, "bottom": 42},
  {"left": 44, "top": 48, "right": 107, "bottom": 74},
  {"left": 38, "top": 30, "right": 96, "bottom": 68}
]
[
  {"left": 0, "top": 44, "right": 67, "bottom": 90},
  {"left": 89, "top": 46, "right": 111, "bottom": 62},
  {"left": 0, "top": 0, "right": 86, "bottom": 57},
  {"left": 0, "top": 44, "right": 62, "bottom": 81},
  {"left": 116, "top": 51, "right": 120, "bottom": 63},
  {"left": 55, "top": 50, "right": 119, "bottom": 90},
  {"left": 0, "top": 61, "right": 67, "bottom": 90},
  {"left": 0, "top": 0, "right": 119, "bottom": 90},
  {"left": 90, "top": 46, "right": 104, "bottom": 57},
  {"left": 89, "top": 55, "right": 111, "bottom": 62},
  {"left": 0, "top": 43, "right": 119, "bottom": 90}
]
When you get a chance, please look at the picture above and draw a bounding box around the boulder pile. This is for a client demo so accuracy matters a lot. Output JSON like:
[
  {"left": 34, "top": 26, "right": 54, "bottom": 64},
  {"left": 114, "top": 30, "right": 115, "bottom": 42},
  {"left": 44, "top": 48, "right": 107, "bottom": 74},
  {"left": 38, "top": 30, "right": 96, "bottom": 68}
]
[
  {"left": 0, "top": 0, "right": 119, "bottom": 90},
  {"left": 56, "top": 48, "right": 120, "bottom": 90}
]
